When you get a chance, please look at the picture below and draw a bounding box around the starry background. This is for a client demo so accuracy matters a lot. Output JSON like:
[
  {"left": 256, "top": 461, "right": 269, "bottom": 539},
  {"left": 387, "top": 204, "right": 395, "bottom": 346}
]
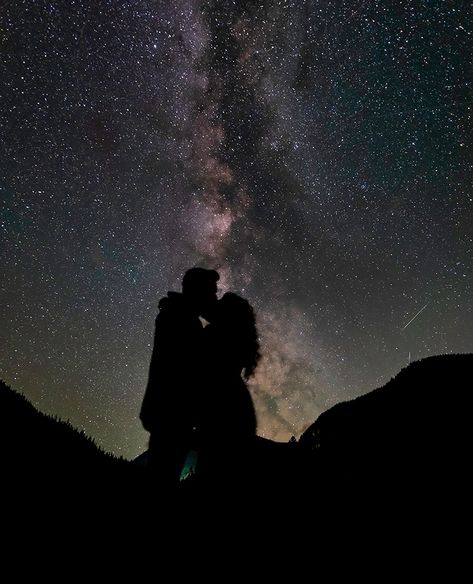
[{"left": 1, "top": 0, "right": 471, "bottom": 459}]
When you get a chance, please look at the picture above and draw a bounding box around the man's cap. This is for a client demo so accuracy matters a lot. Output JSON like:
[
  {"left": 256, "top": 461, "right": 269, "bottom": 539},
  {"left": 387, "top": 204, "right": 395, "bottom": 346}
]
[{"left": 182, "top": 267, "right": 220, "bottom": 291}]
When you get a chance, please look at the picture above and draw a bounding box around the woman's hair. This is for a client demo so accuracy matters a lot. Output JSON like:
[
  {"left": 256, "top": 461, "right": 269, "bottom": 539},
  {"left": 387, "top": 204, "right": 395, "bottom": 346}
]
[{"left": 219, "top": 292, "right": 261, "bottom": 379}]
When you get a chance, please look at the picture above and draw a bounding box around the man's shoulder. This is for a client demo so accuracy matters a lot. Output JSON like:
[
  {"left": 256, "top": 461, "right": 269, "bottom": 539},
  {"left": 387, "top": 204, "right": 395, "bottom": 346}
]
[
  {"left": 156, "top": 291, "right": 184, "bottom": 314},
  {"left": 155, "top": 292, "right": 200, "bottom": 326}
]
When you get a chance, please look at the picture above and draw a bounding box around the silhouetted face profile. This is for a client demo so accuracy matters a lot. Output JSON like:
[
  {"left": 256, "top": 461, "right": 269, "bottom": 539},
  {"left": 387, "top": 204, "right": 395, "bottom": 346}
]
[{"left": 182, "top": 267, "right": 219, "bottom": 319}]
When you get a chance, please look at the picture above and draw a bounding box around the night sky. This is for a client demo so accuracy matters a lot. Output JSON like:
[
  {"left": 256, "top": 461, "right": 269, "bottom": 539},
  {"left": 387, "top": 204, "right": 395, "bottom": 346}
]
[{"left": 1, "top": 0, "right": 471, "bottom": 459}]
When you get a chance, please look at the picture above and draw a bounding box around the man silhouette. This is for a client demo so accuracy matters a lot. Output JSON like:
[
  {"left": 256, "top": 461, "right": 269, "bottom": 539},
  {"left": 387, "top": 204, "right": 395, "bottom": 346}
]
[{"left": 140, "top": 267, "right": 220, "bottom": 488}]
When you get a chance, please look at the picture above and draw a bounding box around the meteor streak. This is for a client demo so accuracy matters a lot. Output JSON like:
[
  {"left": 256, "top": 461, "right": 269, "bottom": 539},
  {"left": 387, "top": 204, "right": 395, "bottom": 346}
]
[{"left": 401, "top": 302, "right": 430, "bottom": 331}]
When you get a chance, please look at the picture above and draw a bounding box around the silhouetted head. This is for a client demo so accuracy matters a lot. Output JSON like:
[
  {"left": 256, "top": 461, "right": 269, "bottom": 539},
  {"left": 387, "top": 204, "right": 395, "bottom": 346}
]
[
  {"left": 182, "top": 267, "right": 219, "bottom": 318},
  {"left": 216, "top": 292, "right": 261, "bottom": 379}
]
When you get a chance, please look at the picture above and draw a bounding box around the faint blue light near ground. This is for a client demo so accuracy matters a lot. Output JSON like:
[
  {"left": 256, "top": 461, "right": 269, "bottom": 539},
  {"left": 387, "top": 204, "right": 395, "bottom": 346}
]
[{"left": 180, "top": 449, "right": 198, "bottom": 481}]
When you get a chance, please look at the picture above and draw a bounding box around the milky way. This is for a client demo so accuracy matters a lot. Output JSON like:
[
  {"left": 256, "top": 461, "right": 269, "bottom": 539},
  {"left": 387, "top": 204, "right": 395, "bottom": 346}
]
[{"left": 1, "top": 1, "right": 472, "bottom": 458}]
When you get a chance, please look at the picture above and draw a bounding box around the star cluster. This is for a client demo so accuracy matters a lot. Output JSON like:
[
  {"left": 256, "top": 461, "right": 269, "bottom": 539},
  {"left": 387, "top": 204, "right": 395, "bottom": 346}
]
[{"left": 1, "top": 0, "right": 471, "bottom": 458}]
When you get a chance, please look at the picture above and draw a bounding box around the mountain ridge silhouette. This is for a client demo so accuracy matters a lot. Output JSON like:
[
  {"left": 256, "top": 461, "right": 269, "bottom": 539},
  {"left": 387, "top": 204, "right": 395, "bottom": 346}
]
[
  {"left": 1, "top": 353, "right": 470, "bottom": 538},
  {"left": 297, "top": 353, "right": 470, "bottom": 504},
  {"left": 0, "top": 379, "right": 128, "bottom": 469}
]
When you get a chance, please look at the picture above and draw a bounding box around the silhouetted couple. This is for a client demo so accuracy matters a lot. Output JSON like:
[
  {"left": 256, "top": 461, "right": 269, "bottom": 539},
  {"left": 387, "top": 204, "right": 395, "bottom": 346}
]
[{"left": 140, "top": 267, "right": 260, "bottom": 488}]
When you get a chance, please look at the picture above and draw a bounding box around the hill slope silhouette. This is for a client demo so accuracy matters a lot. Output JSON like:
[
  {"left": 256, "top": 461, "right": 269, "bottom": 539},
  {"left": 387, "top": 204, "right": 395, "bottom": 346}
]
[
  {"left": 298, "top": 353, "right": 470, "bottom": 499},
  {"left": 0, "top": 379, "right": 148, "bottom": 530},
  {"left": 1, "top": 353, "right": 470, "bottom": 545},
  {"left": 0, "top": 379, "right": 128, "bottom": 474}
]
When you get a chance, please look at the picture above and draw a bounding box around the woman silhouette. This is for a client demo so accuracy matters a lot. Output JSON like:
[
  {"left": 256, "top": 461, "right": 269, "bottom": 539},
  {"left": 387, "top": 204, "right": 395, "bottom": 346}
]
[{"left": 197, "top": 292, "right": 261, "bottom": 481}]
